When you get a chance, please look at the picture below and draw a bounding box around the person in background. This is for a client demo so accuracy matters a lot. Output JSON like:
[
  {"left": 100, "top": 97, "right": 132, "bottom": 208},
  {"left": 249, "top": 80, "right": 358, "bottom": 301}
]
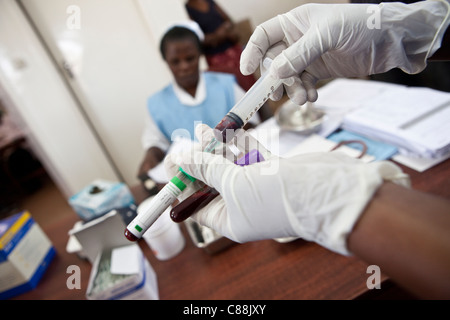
[
  {"left": 137, "top": 22, "right": 265, "bottom": 193},
  {"left": 167, "top": 1, "right": 450, "bottom": 299},
  {"left": 185, "top": 0, "right": 259, "bottom": 93}
]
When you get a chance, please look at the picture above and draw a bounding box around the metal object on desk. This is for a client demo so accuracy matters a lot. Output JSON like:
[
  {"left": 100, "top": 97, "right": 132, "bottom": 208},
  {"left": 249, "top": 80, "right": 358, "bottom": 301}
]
[
  {"left": 275, "top": 101, "right": 325, "bottom": 135},
  {"left": 184, "top": 218, "right": 235, "bottom": 254}
]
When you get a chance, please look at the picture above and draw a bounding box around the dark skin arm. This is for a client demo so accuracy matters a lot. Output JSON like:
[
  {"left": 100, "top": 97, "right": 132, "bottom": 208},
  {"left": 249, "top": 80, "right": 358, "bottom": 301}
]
[
  {"left": 347, "top": 182, "right": 450, "bottom": 299},
  {"left": 190, "top": 1, "right": 239, "bottom": 48},
  {"left": 203, "top": 21, "right": 239, "bottom": 48},
  {"left": 348, "top": 25, "right": 450, "bottom": 299},
  {"left": 137, "top": 146, "right": 165, "bottom": 180}
]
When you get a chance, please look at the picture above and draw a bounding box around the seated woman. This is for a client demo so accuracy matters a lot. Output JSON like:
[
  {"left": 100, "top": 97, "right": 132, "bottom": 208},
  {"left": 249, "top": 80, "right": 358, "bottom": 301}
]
[{"left": 137, "top": 22, "right": 269, "bottom": 192}]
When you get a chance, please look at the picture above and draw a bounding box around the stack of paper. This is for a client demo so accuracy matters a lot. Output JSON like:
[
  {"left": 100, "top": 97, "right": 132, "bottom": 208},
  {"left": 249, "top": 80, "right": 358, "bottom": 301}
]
[
  {"left": 342, "top": 85, "right": 450, "bottom": 159},
  {"left": 314, "top": 79, "right": 450, "bottom": 160}
]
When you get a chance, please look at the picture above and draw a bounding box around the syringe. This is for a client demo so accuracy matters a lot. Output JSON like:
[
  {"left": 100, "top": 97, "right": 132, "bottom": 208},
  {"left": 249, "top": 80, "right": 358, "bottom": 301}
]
[{"left": 124, "top": 60, "right": 293, "bottom": 241}]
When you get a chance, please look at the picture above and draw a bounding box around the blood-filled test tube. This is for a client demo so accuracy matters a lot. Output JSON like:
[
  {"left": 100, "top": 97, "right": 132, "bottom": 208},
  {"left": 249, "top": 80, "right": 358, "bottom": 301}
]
[
  {"left": 170, "top": 185, "right": 219, "bottom": 222},
  {"left": 124, "top": 168, "right": 195, "bottom": 241}
]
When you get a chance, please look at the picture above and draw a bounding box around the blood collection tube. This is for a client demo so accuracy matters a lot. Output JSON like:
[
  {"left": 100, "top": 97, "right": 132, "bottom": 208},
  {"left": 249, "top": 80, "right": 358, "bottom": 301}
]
[
  {"left": 124, "top": 168, "right": 195, "bottom": 241},
  {"left": 170, "top": 184, "right": 219, "bottom": 223}
]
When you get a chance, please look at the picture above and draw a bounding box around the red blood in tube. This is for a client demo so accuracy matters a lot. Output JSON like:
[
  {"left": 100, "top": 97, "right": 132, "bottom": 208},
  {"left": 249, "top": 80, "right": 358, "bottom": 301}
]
[
  {"left": 214, "top": 113, "right": 243, "bottom": 143},
  {"left": 124, "top": 228, "right": 139, "bottom": 242},
  {"left": 170, "top": 150, "right": 264, "bottom": 223},
  {"left": 170, "top": 185, "right": 220, "bottom": 222}
]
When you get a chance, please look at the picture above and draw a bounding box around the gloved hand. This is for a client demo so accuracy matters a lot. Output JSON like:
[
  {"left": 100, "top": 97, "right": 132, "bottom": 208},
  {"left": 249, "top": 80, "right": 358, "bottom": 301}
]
[
  {"left": 165, "top": 124, "right": 273, "bottom": 222},
  {"left": 166, "top": 125, "right": 410, "bottom": 255},
  {"left": 164, "top": 124, "right": 273, "bottom": 202},
  {"left": 240, "top": 1, "right": 450, "bottom": 105}
]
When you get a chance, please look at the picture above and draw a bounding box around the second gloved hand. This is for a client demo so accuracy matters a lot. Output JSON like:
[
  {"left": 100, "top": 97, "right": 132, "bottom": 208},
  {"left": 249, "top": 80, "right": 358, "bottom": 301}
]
[
  {"left": 240, "top": 1, "right": 450, "bottom": 105},
  {"left": 167, "top": 126, "right": 410, "bottom": 255}
]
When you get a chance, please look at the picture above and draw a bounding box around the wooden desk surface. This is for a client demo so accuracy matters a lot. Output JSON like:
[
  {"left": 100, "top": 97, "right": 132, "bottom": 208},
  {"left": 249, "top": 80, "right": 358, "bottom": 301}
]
[{"left": 11, "top": 158, "right": 450, "bottom": 300}]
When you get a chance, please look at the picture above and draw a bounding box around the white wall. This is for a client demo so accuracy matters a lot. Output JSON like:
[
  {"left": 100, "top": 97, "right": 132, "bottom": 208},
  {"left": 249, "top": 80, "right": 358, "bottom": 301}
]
[
  {"left": 210, "top": 0, "right": 349, "bottom": 31},
  {"left": 0, "top": 0, "right": 119, "bottom": 197},
  {"left": 137, "top": 0, "right": 190, "bottom": 44}
]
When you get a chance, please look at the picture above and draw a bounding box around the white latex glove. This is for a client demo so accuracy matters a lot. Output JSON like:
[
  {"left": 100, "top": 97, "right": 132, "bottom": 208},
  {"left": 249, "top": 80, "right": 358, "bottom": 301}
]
[
  {"left": 240, "top": 0, "right": 450, "bottom": 105},
  {"left": 164, "top": 124, "right": 273, "bottom": 201},
  {"left": 167, "top": 125, "right": 410, "bottom": 255}
]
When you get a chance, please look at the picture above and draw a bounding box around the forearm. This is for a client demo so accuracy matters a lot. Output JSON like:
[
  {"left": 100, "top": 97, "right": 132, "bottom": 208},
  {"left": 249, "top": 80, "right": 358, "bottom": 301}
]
[
  {"left": 347, "top": 182, "right": 450, "bottom": 299},
  {"left": 203, "top": 3, "right": 239, "bottom": 48},
  {"left": 203, "top": 22, "right": 237, "bottom": 48},
  {"left": 203, "top": 32, "right": 226, "bottom": 48},
  {"left": 137, "top": 146, "right": 165, "bottom": 178}
]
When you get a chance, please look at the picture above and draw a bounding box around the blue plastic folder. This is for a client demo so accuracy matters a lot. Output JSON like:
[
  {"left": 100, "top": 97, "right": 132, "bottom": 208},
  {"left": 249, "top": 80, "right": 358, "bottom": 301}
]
[{"left": 328, "top": 130, "right": 398, "bottom": 161}]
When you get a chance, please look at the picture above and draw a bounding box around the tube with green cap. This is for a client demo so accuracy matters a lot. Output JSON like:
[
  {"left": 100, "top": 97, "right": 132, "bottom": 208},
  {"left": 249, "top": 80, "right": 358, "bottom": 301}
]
[{"left": 124, "top": 168, "right": 196, "bottom": 241}]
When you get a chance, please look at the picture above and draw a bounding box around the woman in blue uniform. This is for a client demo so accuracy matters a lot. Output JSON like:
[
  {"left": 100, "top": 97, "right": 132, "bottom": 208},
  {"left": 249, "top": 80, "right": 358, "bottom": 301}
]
[{"left": 137, "top": 22, "right": 268, "bottom": 190}]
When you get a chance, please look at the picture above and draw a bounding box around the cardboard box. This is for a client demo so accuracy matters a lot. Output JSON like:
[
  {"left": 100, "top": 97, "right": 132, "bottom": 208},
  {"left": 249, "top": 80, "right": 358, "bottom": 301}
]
[
  {"left": 67, "top": 210, "right": 159, "bottom": 300},
  {"left": 0, "top": 211, "right": 55, "bottom": 299},
  {"left": 66, "top": 206, "right": 137, "bottom": 260},
  {"left": 68, "top": 210, "right": 134, "bottom": 263},
  {"left": 86, "top": 244, "right": 158, "bottom": 300},
  {"left": 69, "top": 179, "right": 135, "bottom": 222}
]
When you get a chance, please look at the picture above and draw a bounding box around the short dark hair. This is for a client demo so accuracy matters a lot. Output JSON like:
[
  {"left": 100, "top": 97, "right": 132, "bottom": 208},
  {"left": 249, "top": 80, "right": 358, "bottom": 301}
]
[{"left": 159, "top": 26, "right": 203, "bottom": 60}]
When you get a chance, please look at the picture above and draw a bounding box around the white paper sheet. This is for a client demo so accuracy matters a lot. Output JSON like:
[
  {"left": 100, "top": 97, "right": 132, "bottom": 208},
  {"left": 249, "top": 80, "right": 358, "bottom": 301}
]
[{"left": 110, "top": 244, "right": 142, "bottom": 275}]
